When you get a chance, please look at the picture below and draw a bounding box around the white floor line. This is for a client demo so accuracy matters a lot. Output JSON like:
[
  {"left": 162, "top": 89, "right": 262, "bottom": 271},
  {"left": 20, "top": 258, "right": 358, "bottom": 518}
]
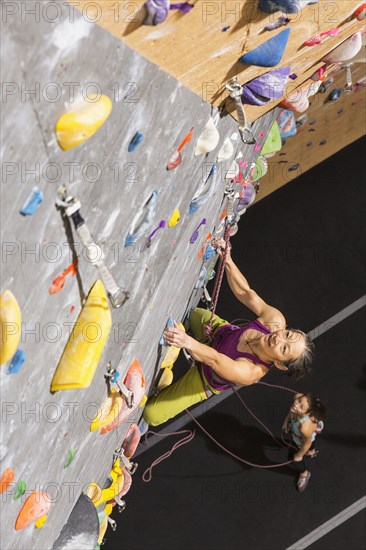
[
  {"left": 307, "top": 295, "right": 366, "bottom": 340},
  {"left": 285, "top": 496, "right": 366, "bottom": 550},
  {"left": 136, "top": 295, "right": 366, "bottom": 457}
]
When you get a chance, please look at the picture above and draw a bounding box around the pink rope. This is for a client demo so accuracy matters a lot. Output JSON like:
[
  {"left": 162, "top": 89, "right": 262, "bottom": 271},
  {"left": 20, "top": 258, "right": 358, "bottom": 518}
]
[
  {"left": 185, "top": 409, "right": 293, "bottom": 469},
  {"left": 233, "top": 388, "right": 282, "bottom": 446},
  {"left": 141, "top": 386, "right": 298, "bottom": 480},
  {"left": 233, "top": 387, "right": 296, "bottom": 450},
  {"left": 142, "top": 429, "right": 196, "bottom": 482},
  {"left": 257, "top": 380, "right": 297, "bottom": 394}
]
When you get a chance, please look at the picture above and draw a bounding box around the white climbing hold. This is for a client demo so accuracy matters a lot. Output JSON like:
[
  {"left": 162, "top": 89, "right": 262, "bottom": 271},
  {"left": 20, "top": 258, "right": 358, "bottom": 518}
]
[{"left": 194, "top": 118, "right": 220, "bottom": 156}]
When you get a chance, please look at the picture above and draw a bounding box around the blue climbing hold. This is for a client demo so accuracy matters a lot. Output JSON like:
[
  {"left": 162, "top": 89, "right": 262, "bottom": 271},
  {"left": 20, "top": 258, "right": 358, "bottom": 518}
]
[
  {"left": 277, "top": 109, "right": 297, "bottom": 138},
  {"left": 328, "top": 88, "right": 342, "bottom": 102},
  {"left": 203, "top": 244, "right": 216, "bottom": 261},
  {"left": 189, "top": 164, "right": 218, "bottom": 214},
  {"left": 124, "top": 191, "right": 158, "bottom": 247},
  {"left": 128, "top": 131, "right": 144, "bottom": 152},
  {"left": 160, "top": 316, "right": 174, "bottom": 347},
  {"left": 20, "top": 187, "right": 43, "bottom": 216},
  {"left": 7, "top": 349, "right": 25, "bottom": 374},
  {"left": 259, "top": 0, "right": 319, "bottom": 14},
  {"left": 240, "top": 29, "right": 291, "bottom": 67}
]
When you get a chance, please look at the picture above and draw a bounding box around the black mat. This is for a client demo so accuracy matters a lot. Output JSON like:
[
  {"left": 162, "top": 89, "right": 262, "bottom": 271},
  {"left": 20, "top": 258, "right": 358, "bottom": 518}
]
[{"left": 105, "top": 137, "right": 366, "bottom": 550}]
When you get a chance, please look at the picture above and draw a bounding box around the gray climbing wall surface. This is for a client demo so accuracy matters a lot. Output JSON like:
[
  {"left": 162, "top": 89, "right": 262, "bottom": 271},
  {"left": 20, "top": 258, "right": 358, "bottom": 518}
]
[{"left": 1, "top": 3, "right": 277, "bottom": 548}]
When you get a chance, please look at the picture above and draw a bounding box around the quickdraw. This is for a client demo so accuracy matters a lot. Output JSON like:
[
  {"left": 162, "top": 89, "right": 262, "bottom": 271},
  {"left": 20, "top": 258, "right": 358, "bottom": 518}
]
[
  {"left": 225, "top": 78, "right": 257, "bottom": 145},
  {"left": 56, "top": 186, "right": 129, "bottom": 309}
]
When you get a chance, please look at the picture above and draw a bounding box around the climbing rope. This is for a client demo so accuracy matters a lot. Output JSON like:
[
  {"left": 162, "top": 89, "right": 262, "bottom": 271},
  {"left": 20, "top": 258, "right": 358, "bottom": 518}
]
[
  {"left": 185, "top": 408, "right": 294, "bottom": 469},
  {"left": 142, "top": 428, "right": 196, "bottom": 483},
  {"left": 141, "top": 383, "right": 300, "bottom": 482}
]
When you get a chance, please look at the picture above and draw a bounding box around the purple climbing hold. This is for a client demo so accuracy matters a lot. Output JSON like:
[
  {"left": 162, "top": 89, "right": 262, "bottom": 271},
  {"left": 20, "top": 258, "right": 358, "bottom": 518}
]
[
  {"left": 222, "top": 26, "right": 230, "bottom": 32},
  {"left": 170, "top": 2, "right": 194, "bottom": 14},
  {"left": 289, "top": 73, "right": 298, "bottom": 80},
  {"left": 241, "top": 67, "right": 291, "bottom": 106},
  {"left": 288, "top": 163, "right": 300, "bottom": 171},
  {"left": 319, "top": 140, "right": 327, "bottom": 145},
  {"left": 144, "top": 0, "right": 170, "bottom": 25},
  {"left": 190, "top": 219, "right": 206, "bottom": 244}
]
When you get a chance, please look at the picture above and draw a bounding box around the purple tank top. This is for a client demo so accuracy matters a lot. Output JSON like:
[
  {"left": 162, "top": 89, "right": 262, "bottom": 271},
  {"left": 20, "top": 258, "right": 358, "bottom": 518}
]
[{"left": 201, "top": 320, "right": 273, "bottom": 391}]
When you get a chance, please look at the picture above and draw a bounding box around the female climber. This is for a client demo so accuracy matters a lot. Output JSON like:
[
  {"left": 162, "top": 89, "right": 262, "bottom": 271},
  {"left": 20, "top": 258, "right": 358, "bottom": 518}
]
[{"left": 143, "top": 238, "right": 314, "bottom": 426}]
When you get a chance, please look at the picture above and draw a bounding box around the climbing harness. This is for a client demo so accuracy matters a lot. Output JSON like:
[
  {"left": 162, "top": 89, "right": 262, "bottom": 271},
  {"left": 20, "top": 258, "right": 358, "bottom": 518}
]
[
  {"left": 225, "top": 78, "right": 257, "bottom": 145},
  {"left": 56, "top": 186, "right": 129, "bottom": 308}
]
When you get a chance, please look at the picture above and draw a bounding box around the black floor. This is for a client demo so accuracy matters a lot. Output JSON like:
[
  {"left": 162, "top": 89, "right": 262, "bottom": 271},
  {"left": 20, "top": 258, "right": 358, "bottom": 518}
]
[{"left": 106, "top": 137, "right": 366, "bottom": 550}]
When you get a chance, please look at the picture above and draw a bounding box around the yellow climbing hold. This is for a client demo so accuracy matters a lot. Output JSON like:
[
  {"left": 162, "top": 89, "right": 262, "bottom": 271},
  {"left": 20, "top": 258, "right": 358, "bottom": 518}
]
[
  {"left": 157, "top": 323, "right": 185, "bottom": 391},
  {"left": 104, "top": 502, "right": 113, "bottom": 516},
  {"left": 139, "top": 395, "right": 148, "bottom": 407},
  {"left": 90, "top": 460, "right": 124, "bottom": 508},
  {"left": 168, "top": 209, "right": 180, "bottom": 227},
  {"left": 85, "top": 482, "right": 102, "bottom": 503},
  {"left": 35, "top": 514, "right": 48, "bottom": 529},
  {"left": 50, "top": 280, "right": 112, "bottom": 392},
  {"left": 55, "top": 94, "right": 113, "bottom": 151},
  {"left": 157, "top": 368, "right": 174, "bottom": 391},
  {"left": 0, "top": 290, "right": 21, "bottom": 366},
  {"left": 90, "top": 388, "right": 123, "bottom": 432}
]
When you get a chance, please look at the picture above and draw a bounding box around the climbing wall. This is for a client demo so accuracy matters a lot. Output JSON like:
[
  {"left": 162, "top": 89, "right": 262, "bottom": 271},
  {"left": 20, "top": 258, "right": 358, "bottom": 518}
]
[
  {"left": 0, "top": 3, "right": 276, "bottom": 549},
  {"left": 75, "top": 0, "right": 365, "bottom": 121},
  {"left": 75, "top": 0, "right": 366, "bottom": 197},
  {"left": 258, "top": 61, "right": 366, "bottom": 200}
]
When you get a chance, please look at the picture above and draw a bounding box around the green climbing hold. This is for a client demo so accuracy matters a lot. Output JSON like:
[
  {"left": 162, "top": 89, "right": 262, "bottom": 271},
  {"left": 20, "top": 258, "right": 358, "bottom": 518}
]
[
  {"left": 64, "top": 449, "right": 75, "bottom": 469},
  {"left": 249, "top": 156, "right": 268, "bottom": 182},
  {"left": 13, "top": 480, "right": 26, "bottom": 501},
  {"left": 260, "top": 121, "right": 282, "bottom": 157}
]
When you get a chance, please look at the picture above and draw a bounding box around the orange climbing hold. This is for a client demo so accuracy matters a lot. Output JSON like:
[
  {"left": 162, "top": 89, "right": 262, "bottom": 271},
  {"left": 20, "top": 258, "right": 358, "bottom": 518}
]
[
  {"left": 15, "top": 491, "right": 51, "bottom": 530},
  {"left": 0, "top": 467, "right": 15, "bottom": 494},
  {"left": 49, "top": 260, "right": 78, "bottom": 294}
]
